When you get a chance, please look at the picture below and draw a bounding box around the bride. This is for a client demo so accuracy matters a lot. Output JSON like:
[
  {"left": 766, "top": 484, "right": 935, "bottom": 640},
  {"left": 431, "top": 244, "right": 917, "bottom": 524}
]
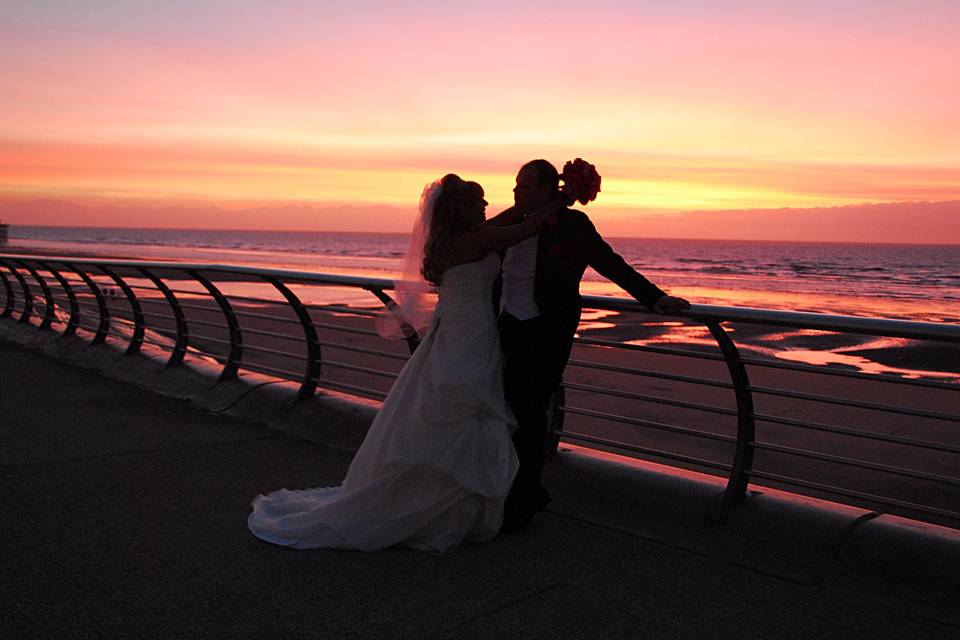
[{"left": 248, "top": 174, "right": 560, "bottom": 553}]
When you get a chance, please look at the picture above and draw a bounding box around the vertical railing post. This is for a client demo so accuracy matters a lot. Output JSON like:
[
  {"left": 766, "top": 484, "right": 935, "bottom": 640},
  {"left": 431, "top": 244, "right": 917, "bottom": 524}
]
[
  {"left": 139, "top": 268, "right": 189, "bottom": 367},
  {"left": 706, "top": 321, "right": 756, "bottom": 511},
  {"left": 98, "top": 266, "right": 144, "bottom": 354},
  {"left": 0, "top": 266, "right": 15, "bottom": 318},
  {"left": 1, "top": 259, "right": 34, "bottom": 324},
  {"left": 187, "top": 270, "right": 243, "bottom": 381},
  {"left": 40, "top": 261, "right": 79, "bottom": 337},
  {"left": 365, "top": 287, "right": 421, "bottom": 354},
  {"left": 69, "top": 263, "right": 110, "bottom": 345},
  {"left": 18, "top": 260, "right": 56, "bottom": 330},
  {"left": 264, "top": 277, "right": 320, "bottom": 400}
]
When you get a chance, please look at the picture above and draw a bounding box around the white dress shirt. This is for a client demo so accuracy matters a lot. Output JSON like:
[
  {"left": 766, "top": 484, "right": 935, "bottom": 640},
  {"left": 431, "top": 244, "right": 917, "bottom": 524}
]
[{"left": 501, "top": 233, "right": 541, "bottom": 320}]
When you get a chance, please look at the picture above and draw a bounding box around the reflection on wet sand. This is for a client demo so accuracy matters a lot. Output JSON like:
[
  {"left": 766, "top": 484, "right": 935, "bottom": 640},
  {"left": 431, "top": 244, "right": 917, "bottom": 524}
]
[
  {"left": 618, "top": 320, "right": 959, "bottom": 383},
  {"left": 575, "top": 309, "right": 619, "bottom": 333},
  {"left": 580, "top": 280, "right": 960, "bottom": 324}
]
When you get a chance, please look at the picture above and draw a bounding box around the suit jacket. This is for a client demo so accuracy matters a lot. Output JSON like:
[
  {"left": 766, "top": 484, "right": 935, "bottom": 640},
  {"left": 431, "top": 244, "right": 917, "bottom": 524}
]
[{"left": 498, "top": 206, "right": 666, "bottom": 340}]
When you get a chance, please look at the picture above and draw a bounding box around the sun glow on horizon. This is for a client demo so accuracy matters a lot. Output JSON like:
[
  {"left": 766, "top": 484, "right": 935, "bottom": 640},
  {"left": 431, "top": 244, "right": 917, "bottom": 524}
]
[{"left": 1, "top": 1, "right": 958, "bottom": 241}]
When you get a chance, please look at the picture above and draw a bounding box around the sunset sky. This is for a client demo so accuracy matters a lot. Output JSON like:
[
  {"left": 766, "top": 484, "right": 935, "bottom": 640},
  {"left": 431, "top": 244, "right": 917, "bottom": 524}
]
[{"left": 1, "top": 1, "right": 958, "bottom": 242}]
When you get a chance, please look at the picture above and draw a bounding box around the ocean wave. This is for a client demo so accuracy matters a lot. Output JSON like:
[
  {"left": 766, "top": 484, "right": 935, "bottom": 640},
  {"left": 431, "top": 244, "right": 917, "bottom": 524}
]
[
  {"left": 11, "top": 228, "right": 959, "bottom": 310},
  {"left": 700, "top": 266, "right": 737, "bottom": 274}
]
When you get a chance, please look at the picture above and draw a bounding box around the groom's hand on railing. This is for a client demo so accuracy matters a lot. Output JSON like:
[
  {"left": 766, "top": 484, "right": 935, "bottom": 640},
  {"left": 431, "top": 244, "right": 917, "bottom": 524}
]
[{"left": 653, "top": 295, "right": 691, "bottom": 315}]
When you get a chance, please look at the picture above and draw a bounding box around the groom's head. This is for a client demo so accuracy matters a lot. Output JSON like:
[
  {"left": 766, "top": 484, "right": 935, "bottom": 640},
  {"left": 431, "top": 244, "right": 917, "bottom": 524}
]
[{"left": 514, "top": 159, "right": 558, "bottom": 213}]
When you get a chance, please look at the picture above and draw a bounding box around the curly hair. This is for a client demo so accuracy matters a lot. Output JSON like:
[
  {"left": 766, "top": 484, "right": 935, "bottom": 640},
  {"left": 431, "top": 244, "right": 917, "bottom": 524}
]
[{"left": 422, "top": 174, "right": 482, "bottom": 286}]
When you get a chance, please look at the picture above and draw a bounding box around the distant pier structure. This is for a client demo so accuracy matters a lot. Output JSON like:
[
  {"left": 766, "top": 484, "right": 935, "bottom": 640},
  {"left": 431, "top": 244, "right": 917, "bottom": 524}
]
[{"left": 0, "top": 220, "right": 8, "bottom": 244}]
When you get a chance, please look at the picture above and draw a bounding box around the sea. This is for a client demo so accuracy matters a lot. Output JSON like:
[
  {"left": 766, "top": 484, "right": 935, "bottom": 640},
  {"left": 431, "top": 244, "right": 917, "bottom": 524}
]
[{"left": 8, "top": 226, "right": 959, "bottom": 323}]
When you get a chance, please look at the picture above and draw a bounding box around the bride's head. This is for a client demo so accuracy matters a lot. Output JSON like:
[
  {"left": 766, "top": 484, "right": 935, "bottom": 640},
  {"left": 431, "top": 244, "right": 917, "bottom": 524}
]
[{"left": 422, "top": 174, "right": 487, "bottom": 285}]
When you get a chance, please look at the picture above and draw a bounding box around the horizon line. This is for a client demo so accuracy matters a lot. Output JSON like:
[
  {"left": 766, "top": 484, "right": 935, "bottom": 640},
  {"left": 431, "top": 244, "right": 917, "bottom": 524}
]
[{"left": 6, "top": 224, "right": 959, "bottom": 247}]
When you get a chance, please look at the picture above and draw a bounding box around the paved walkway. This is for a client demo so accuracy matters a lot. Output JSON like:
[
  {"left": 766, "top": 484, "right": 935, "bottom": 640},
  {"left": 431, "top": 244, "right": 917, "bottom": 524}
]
[{"left": 1, "top": 336, "right": 958, "bottom": 639}]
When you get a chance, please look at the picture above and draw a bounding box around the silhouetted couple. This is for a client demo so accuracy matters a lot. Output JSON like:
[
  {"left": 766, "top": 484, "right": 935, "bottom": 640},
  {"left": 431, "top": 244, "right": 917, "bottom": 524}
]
[{"left": 249, "top": 160, "right": 689, "bottom": 552}]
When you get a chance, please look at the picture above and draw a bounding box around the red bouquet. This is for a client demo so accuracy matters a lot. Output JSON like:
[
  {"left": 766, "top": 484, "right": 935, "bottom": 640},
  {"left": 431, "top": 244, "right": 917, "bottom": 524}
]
[{"left": 560, "top": 158, "right": 602, "bottom": 206}]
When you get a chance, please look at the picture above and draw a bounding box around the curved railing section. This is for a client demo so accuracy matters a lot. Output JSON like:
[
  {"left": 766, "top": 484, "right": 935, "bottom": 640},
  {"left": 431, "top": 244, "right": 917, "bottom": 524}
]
[{"left": 1, "top": 253, "right": 958, "bottom": 529}]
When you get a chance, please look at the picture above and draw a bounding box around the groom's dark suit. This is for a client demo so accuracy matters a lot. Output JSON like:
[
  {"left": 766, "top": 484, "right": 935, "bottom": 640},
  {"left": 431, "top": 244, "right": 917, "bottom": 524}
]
[{"left": 497, "top": 205, "right": 666, "bottom": 525}]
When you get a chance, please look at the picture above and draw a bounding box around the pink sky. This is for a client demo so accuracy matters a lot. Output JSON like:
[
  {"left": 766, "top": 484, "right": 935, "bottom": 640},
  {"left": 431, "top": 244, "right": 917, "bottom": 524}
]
[{"left": 1, "top": 1, "right": 958, "bottom": 242}]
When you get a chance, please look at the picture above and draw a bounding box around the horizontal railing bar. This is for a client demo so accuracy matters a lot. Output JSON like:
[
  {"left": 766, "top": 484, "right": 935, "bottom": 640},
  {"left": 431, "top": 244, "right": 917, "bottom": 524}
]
[
  {"left": 99, "top": 309, "right": 137, "bottom": 322},
  {"left": 178, "top": 300, "right": 252, "bottom": 315},
  {"left": 169, "top": 288, "right": 232, "bottom": 299},
  {"left": 753, "top": 412, "right": 960, "bottom": 454},
  {"left": 562, "top": 381, "right": 738, "bottom": 416},
  {"left": 26, "top": 274, "right": 58, "bottom": 285},
  {"left": 212, "top": 292, "right": 285, "bottom": 305},
  {"left": 239, "top": 360, "right": 302, "bottom": 380},
  {"left": 179, "top": 317, "right": 226, "bottom": 329},
  {"left": 747, "top": 470, "right": 960, "bottom": 521},
  {"left": 316, "top": 340, "right": 409, "bottom": 361},
  {"left": 176, "top": 345, "right": 303, "bottom": 380},
  {"left": 239, "top": 325, "right": 302, "bottom": 341},
  {"left": 103, "top": 329, "right": 138, "bottom": 342},
  {"left": 561, "top": 405, "right": 736, "bottom": 443},
  {"left": 567, "top": 358, "right": 734, "bottom": 389},
  {"left": 311, "top": 321, "right": 382, "bottom": 337},
  {"left": 74, "top": 300, "right": 106, "bottom": 312},
  {"left": 751, "top": 441, "right": 960, "bottom": 487},
  {"left": 557, "top": 430, "right": 732, "bottom": 472},
  {"left": 240, "top": 343, "right": 305, "bottom": 361},
  {"left": 62, "top": 278, "right": 132, "bottom": 291},
  {"left": 311, "top": 359, "right": 399, "bottom": 380},
  {"left": 315, "top": 379, "right": 388, "bottom": 401},
  {"left": 136, "top": 297, "right": 181, "bottom": 307},
  {"left": 230, "top": 309, "right": 303, "bottom": 325},
  {"left": 302, "top": 303, "right": 384, "bottom": 319},
  {"left": 140, "top": 310, "right": 177, "bottom": 321},
  {"left": 186, "top": 349, "right": 228, "bottom": 364},
  {"left": 133, "top": 288, "right": 217, "bottom": 302},
  {"left": 55, "top": 277, "right": 96, "bottom": 288},
  {"left": 121, "top": 282, "right": 204, "bottom": 298},
  {"left": 67, "top": 292, "right": 129, "bottom": 304},
  {"left": 142, "top": 337, "right": 175, "bottom": 351},
  {"left": 187, "top": 348, "right": 300, "bottom": 380},
  {"left": 748, "top": 385, "right": 960, "bottom": 422},
  {"left": 573, "top": 336, "right": 725, "bottom": 361},
  {"left": 111, "top": 282, "right": 157, "bottom": 292},
  {"left": 739, "top": 355, "right": 960, "bottom": 391},
  {"left": 189, "top": 334, "right": 233, "bottom": 347},
  {"left": 27, "top": 283, "right": 322, "bottom": 329},
  {"left": 202, "top": 316, "right": 402, "bottom": 358},
  {"left": 6, "top": 257, "right": 401, "bottom": 291}
]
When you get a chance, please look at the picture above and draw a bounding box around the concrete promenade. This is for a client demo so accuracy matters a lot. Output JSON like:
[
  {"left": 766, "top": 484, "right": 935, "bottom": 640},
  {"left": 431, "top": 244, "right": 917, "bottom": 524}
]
[{"left": 2, "top": 335, "right": 959, "bottom": 639}]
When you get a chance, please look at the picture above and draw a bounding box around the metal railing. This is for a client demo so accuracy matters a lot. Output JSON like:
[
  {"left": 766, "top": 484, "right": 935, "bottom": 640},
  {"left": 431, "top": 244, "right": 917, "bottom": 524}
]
[{"left": 1, "top": 253, "right": 958, "bottom": 528}]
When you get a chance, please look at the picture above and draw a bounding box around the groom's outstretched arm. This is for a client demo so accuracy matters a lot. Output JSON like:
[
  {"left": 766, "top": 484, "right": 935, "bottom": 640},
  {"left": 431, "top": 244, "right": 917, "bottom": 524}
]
[{"left": 576, "top": 212, "right": 667, "bottom": 310}]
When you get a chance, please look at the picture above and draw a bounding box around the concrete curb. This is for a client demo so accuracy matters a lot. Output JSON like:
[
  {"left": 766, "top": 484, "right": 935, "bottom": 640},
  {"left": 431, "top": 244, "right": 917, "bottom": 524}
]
[
  {"left": 827, "top": 515, "right": 960, "bottom": 626},
  {"left": 545, "top": 445, "right": 960, "bottom": 627},
  {"left": 0, "top": 323, "right": 378, "bottom": 454}
]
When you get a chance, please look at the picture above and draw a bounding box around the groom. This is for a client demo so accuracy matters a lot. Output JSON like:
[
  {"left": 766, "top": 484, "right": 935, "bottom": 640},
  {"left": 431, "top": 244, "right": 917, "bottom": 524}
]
[{"left": 496, "top": 159, "right": 689, "bottom": 531}]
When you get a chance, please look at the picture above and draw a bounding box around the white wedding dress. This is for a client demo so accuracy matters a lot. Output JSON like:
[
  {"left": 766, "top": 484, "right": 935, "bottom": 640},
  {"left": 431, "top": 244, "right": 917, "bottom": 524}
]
[{"left": 248, "top": 253, "right": 519, "bottom": 553}]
